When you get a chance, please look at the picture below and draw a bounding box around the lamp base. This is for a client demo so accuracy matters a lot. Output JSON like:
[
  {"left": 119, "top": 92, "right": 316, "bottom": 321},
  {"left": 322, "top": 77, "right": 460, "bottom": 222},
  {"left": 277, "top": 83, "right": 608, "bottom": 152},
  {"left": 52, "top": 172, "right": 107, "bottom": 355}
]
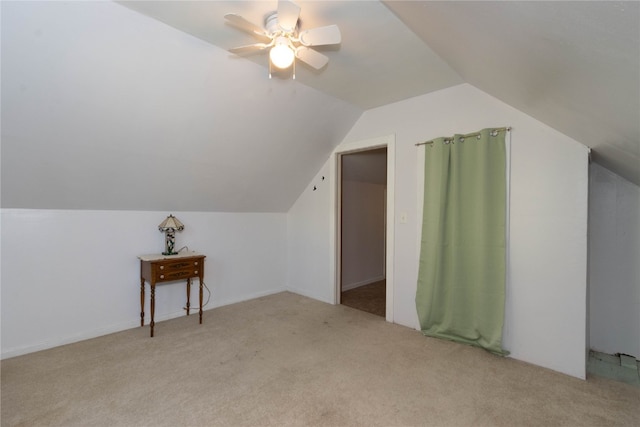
[{"left": 162, "top": 251, "right": 179, "bottom": 256}]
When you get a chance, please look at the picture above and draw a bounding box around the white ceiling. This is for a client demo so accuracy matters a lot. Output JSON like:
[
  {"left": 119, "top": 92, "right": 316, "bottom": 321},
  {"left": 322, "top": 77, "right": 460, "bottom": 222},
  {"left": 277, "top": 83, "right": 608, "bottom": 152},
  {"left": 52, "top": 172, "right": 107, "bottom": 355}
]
[
  {"left": 2, "top": 0, "right": 362, "bottom": 212},
  {"left": 117, "top": 0, "right": 465, "bottom": 109},
  {"left": 385, "top": 0, "right": 639, "bottom": 185},
  {"left": 2, "top": 1, "right": 638, "bottom": 214},
  {"left": 119, "top": 0, "right": 640, "bottom": 185}
]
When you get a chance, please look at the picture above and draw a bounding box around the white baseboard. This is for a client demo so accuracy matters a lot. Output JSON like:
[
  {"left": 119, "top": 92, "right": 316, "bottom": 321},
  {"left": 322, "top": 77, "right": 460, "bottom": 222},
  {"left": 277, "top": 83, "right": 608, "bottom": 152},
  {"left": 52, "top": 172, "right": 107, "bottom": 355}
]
[
  {"left": 341, "top": 275, "right": 385, "bottom": 292},
  {"left": 1, "top": 287, "right": 288, "bottom": 360},
  {"left": 1, "top": 319, "right": 140, "bottom": 360},
  {"left": 285, "top": 286, "right": 334, "bottom": 304},
  {"left": 210, "top": 287, "right": 287, "bottom": 308}
]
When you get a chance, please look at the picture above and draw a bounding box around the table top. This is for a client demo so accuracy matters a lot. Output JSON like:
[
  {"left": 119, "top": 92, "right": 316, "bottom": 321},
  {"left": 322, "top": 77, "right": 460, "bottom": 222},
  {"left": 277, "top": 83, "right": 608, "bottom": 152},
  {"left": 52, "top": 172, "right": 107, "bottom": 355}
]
[{"left": 138, "top": 251, "right": 205, "bottom": 262}]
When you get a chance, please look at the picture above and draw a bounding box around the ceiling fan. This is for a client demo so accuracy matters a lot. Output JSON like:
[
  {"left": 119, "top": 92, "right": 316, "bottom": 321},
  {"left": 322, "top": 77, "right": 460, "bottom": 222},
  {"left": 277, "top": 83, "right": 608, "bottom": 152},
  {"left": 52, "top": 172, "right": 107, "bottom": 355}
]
[{"left": 225, "top": 0, "right": 341, "bottom": 78}]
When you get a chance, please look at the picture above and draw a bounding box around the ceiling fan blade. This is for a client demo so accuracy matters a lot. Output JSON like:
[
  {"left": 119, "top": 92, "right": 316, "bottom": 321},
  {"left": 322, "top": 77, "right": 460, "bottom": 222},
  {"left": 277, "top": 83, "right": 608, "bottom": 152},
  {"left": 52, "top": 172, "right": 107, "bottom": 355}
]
[
  {"left": 295, "top": 46, "right": 329, "bottom": 70},
  {"left": 277, "top": 0, "right": 301, "bottom": 32},
  {"left": 299, "top": 25, "right": 342, "bottom": 46},
  {"left": 224, "top": 13, "right": 269, "bottom": 39},
  {"left": 229, "top": 43, "right": 271, "bottom": 54}
]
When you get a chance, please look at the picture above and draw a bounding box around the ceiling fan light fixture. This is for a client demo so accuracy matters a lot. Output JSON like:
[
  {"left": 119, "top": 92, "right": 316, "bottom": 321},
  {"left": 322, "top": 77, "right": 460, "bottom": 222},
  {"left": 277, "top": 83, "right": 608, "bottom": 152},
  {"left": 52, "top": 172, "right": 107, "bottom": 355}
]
[
  {"left": 270, "top": 36, "right": 295, "bottom": 69},
  {"left": 226, "top": 1, "right": 339, "bottom": 76}
]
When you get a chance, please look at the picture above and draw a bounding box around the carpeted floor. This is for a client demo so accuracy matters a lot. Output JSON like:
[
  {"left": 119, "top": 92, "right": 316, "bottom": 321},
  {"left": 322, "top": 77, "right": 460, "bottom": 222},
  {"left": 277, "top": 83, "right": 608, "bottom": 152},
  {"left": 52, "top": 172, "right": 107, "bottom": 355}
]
[
  {"left": 2, "top": 292, "right": 639, "bottom": 426},
  {"left": 340, "top": 280, "right": 385, "bottom": 317}
]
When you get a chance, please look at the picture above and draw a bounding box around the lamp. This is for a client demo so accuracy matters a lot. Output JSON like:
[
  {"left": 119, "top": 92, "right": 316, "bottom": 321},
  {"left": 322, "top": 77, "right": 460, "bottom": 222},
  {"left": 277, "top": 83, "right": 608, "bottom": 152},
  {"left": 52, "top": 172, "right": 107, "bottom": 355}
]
[
  {"left": 158, "top": 214, "right": 184, "bottom": 255},
  {"left": 269, "top": 36, "right": 295, "bottom": 69}
]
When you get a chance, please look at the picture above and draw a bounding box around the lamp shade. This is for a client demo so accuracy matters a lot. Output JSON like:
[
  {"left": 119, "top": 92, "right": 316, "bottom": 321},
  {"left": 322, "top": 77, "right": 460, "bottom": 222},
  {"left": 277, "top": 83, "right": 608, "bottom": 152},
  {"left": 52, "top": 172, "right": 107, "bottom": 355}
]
[{"left": 158, "top": 214, "right": 184, "bottom": 231}]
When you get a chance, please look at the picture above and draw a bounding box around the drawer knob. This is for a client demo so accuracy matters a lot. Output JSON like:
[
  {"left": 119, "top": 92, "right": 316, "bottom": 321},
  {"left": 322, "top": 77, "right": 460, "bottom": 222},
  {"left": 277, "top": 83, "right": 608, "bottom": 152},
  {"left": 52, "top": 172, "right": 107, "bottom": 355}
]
[
  {"left": 194, "top": 271, "right": 198, "bottom": 275},
  {"left": 160, "top": 275, "right": 164, "bottom": 279},
  {"left": 160, "top": 266, "right": 164, "bottom": 270},
  {"left": 194, "top": 262, "right": 198, "bottom": 266}
]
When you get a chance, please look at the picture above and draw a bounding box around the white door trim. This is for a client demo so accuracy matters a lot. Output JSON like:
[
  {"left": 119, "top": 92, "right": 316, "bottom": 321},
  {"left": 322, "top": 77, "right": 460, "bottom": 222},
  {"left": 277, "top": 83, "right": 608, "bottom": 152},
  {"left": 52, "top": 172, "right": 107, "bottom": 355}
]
[{"left": 329, "top": 134, "right": 395, "bottom": 322}]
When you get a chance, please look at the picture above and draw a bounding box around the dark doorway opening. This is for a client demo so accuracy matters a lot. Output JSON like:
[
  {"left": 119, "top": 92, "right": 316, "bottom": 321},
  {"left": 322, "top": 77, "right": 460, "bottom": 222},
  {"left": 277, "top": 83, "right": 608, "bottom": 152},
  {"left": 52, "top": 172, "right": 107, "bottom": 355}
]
[{"left": 339, "top": 147, "right": 387, "bottom": 317}]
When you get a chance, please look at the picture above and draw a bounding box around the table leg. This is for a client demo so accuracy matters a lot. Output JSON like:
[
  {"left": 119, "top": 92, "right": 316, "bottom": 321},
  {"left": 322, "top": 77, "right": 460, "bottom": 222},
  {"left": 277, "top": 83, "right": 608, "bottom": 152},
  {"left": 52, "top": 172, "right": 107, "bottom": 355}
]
[
  {"left": 150, "top": 283, "right": 155, "bottom": 338},
  {"left": 199, "top": 276, "right": 204, "bottom": 324},
  {"left": 140, "top": 278, "right": 145, "bottom": 327},
  {"left": 186, "top": 277, "right": 191, "bottom": 316}
]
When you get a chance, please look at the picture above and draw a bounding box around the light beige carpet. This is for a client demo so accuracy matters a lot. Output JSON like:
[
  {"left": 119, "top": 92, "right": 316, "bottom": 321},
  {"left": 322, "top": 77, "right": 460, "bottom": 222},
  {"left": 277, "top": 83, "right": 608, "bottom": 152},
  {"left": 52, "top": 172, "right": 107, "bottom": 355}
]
[{"left": 2, "top": 292, "right": 639, "bottom": 426}]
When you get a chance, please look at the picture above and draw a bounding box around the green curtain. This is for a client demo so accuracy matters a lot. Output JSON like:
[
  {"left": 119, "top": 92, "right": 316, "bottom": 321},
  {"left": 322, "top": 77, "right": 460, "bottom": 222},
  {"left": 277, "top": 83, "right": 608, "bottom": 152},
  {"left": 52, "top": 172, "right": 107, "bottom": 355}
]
[{"left": 416, "top": 128, "right": 508, "bottom": 356}]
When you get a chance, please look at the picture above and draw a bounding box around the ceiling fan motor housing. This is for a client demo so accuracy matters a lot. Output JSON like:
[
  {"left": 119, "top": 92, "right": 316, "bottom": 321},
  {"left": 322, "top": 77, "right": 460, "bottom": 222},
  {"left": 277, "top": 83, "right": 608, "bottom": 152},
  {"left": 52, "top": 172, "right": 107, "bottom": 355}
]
[{"left": 264, "top": 11, "right": 298, "bottom": 35}]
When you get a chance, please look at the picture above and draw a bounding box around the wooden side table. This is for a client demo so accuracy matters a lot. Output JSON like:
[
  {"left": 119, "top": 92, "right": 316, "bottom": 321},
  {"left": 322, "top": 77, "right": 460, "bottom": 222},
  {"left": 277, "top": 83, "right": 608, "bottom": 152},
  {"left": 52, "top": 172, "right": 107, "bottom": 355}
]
[{"left": 138, "top": 252, "right": 206, "bottom": 337}]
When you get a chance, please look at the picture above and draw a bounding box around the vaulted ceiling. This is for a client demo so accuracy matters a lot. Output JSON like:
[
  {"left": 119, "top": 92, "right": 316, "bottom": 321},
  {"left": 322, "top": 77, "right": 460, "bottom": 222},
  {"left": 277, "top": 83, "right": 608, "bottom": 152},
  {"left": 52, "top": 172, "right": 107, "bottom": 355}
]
[
  {"left": 386, "top": 0, "right": 639, "bottom": 186},
  {"left": 2, "top": 1, "right": 638, "bottom": 213},
  {"left": 119, "top": 0, "right": 640, "bottom": 185}
]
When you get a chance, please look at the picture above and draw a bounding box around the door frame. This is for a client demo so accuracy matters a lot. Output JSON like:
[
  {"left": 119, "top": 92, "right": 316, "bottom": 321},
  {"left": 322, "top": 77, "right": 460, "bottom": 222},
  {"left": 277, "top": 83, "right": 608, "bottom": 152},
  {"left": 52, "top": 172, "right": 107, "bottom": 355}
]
[{"left": 329, "top": 134, "right": 395, "bottom": 322}]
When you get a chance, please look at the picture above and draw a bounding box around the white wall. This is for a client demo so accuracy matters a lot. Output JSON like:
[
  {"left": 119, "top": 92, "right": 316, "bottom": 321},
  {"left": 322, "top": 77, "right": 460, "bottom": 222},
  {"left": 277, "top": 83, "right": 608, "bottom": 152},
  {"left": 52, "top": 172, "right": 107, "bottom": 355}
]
[
  {"left": 1, "top": 209, "right": 286, "bottom": 359},
  {"left": 341, "top": 180, "right": 386, "bottom": 290},
  {"left": 589, "top": 163, "right": 640, "bottom": 358},
  {"left": 286, "top": 167, "right": 333, "bottom": 303},
  {"left": 287, "top": 84, "right": 589, "bottom": 378}
]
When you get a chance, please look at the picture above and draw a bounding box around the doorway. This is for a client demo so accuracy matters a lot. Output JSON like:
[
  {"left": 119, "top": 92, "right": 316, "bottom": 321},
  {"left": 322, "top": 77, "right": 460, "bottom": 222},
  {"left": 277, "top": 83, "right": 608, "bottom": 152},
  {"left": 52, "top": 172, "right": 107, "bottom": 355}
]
[{"left": 339, "top": 147, "right": 387, "bottom": 317}]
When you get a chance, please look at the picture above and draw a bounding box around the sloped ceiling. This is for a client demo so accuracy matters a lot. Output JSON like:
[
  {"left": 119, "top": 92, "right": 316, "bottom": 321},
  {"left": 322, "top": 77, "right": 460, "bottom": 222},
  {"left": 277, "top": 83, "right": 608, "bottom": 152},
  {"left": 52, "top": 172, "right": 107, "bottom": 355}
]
[
  {"left": 2, "top": 1, "right": 638, "bottom": 215},
  {"left": 116, "top": 0, "right": 465, "bottom": 109},
  {"left": 1, "top": 1, "right": 365, "bottom": 212},
  {"left": 342, "top": 148, "right": 387, "bottom": 185},
  {"left": 118, "top": 0, "right": 639, "bottom": 185},
  {"left": 384, "top": 0, "right": 640, "bottom": 185}
]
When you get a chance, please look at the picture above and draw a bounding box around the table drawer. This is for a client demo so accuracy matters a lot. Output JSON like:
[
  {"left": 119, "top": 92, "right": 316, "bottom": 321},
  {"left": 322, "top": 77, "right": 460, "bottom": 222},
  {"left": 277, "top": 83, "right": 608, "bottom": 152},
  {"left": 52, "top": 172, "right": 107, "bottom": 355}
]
[
  {"left": 156, "top": 268, "right": 198, "bottom": 282},
  {"left": 159, "top": 259, "right": 201, "bottom": 271},
  {"left": 153, "top": 259, "right": 202, "bottom": 282}
]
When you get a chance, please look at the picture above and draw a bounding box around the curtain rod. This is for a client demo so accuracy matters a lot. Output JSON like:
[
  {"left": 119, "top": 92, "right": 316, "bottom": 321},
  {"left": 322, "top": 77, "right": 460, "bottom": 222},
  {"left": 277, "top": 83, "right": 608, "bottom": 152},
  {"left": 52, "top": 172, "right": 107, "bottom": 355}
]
[{"left": 415, "top": 127, "right": 511, "bottom": 147}]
